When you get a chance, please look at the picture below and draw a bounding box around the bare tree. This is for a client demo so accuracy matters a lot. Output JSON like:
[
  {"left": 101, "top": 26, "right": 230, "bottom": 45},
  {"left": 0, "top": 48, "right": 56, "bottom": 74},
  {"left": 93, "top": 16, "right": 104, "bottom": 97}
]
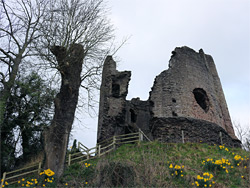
[
  {"left": 0, "top": 0, "right": 47, "bottom": 175},
  {"left": 0, "top": 0, "right": 46, "bottom": 121},
  {"left": 37, "top": 0, "right": 115, "bottom": 178},
  {"left": 233, "top": 121, "right": 250, "bottom": 151}
]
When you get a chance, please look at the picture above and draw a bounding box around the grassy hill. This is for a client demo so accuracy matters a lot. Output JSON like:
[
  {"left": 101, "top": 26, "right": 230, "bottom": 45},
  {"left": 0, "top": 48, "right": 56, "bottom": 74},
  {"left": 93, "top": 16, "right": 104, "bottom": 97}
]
[
  {"left": 4, "top": 142, "right": 249, "bottom": 187},
  {"left": 60, "top": 142, "right": 249, "bottom": 188}
]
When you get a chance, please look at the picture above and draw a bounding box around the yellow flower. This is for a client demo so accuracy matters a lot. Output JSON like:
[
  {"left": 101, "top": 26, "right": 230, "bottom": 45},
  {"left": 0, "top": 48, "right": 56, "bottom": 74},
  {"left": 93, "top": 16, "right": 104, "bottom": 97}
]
[
  {"left": 174, "top": 165, "right": 181, "bottom": 169},
  {"left": 18, "top": 181, "right": 21, "bottom": 183},
  {"left": 2, "top": 185, "right": 4, "bottom": 188},
  {"left": 22, "top": 178, "right": 25, "bottom": 181},
  {"left": 241, "top": 176, "right": 244, "bottom": 178},
  {"left": 244, "top": 166, "right": 247, "bottom": 169},
  {"left": 5, "top": 182, "right": 8, "bottom": 185},
  {"left": 65, "top": 183, "right": 68, "bottom": 185},
  {"left": 44, "top": 169, "right": 55, "bottom": 176},
  {"left": 204, "top": 184, "right": 207, "bottom": 187},
  {"left": 225, "top": 169, "right": 228, "bottom": 173},
  {"left": 169, "top": 164, "right": 173, "bottom": 168},
  {"left": 234, "top": 155, "right": 242, "bottom": 161},
  {"left": 43, "top": 184, "right": 45, "bottom": 187},
  {"left": 181, "top": 174, "right": 183, "bottom": 177},
  {"left": 85, "top": 182, "right": 88, "bottom": 184}
]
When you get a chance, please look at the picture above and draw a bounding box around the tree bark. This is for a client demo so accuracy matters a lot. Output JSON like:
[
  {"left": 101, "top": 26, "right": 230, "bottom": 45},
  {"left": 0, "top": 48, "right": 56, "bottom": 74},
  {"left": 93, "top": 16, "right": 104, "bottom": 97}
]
[{"left": 44, "top": 44, "right": 84, "bottom": 178}]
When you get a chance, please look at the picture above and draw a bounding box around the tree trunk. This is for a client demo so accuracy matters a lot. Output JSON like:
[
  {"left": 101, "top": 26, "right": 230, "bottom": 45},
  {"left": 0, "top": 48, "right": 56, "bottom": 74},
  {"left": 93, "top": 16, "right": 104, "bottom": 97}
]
[{"left": 44, "top": 44, "right": 84, "bottom": 178}]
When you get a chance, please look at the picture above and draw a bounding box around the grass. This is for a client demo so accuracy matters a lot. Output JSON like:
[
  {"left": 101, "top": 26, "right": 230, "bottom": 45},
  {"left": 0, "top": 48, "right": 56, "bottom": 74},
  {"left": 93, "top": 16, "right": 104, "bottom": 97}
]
[
  {"left": 3, "top": 142, "right": 249, "bottom": 187},
  {"left": 59, "top": 142, "right": 249, "bottom": 187}
]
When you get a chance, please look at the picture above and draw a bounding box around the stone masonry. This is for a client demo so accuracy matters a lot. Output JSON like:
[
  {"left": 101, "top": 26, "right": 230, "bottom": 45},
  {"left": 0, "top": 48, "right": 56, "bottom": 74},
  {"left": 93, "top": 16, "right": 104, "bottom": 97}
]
[{"left": 97, "top": 46, "right": 241, "bottom": 147}]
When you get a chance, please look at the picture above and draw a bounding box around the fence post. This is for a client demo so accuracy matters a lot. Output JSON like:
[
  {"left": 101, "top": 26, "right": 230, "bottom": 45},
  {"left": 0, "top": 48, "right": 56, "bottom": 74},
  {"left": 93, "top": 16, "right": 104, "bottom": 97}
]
[
  {"left": 38, "top": 162, "right": 42, "bottom": 174},
  {"left": 219, "top": 132, "right": 223, "bottom": 145},
  {"left": 95, "top": 144, "right": 98, "bottom": 156},
  {"left": 68, "top": 154, "right": 71, "bottom": 166},
  {"left": 139, "top": 129, "right": 143, "bottom": 142},
  {"left": 98, "top": 145, "right": 101, "bottom": 157},
  {"left": 113, "top": 136, "right": 116, "bottom": 150},
  {"left": 1, "top": 172, "right": 6, "bottom": 187},
  {"left": 87, "top": 149, "right": 90, "bottom": 160},
  {"left": 182, "top": 130, "right": 185, "bottom": 143},
  {"left": 78, "top": 142, "right": 80, "bottom": 150}
]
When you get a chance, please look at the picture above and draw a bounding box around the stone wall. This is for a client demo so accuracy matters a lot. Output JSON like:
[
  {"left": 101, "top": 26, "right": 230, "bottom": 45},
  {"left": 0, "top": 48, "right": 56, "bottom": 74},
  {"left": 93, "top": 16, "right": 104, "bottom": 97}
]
[
  {"left": 151, "top": 117, "right": 241, "bottom": 147},
  {"left": 97, "top": 47, "right": 240, "bottom": 147},
  {"left": 97, "top": 56, "right": 131, "bottom": 143},
  {"left": 149, "top": 47, "right": 236, "bottom": 140}
]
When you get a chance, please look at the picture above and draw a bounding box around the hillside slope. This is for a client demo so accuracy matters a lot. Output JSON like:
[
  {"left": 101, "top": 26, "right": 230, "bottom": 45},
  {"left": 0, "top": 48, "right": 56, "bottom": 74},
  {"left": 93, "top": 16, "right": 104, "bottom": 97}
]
[{"left": 61, "top": 142, "right": 250, "bottom": 188}]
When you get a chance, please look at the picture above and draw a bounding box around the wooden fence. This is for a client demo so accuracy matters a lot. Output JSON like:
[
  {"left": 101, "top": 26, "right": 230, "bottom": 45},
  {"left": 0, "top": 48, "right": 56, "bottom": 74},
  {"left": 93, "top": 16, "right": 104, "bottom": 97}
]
[
  {"left": 1, "top": 129, "right": 151, "bottom": 187},
  {"left": 1, "top": 162, "right": 42, "bottom": 187}
]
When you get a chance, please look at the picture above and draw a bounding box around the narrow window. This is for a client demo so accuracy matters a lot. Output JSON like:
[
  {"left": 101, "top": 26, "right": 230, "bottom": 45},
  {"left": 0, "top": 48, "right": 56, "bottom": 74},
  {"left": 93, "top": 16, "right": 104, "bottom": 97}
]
[
  {"left": 193, "top": 88, "right": 209, "bottom": 112},
  {"left": 112, "top": 83, "right": 120, "bottom": 98},
  {"left": 130, "top": 109, "right": 137, "bottom": 123}
]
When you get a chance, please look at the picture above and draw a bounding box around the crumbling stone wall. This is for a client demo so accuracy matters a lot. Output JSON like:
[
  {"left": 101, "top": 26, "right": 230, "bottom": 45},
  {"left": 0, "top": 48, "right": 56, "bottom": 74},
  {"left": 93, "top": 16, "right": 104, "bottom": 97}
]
[
  {"left": 97, "top": 56, "right": 131, "bottom": 143},
  {"left": 149, "top": 47, "right": 236, "bottom": 140},
  {"left": 151, "top": 117, "right": 240, "bottom": 147},
  {"left": 97, "top": 47, "right": 240, "bottom": 147}
]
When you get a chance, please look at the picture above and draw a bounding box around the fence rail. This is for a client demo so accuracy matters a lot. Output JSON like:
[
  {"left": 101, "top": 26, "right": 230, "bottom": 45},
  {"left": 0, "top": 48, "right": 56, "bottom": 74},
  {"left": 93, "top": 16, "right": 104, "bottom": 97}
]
[
  {"left": 1, "top": 129, "right": 150, "bottom": 187},
  {"left": 1, "top": 162, "right": 42, "bottom": 187}
]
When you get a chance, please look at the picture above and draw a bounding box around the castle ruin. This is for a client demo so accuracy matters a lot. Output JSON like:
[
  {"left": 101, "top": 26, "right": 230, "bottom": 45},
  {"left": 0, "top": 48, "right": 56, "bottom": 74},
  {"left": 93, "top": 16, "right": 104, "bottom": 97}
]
[{"left": 97, "top": 46, "right": 241, "bottom": 147}]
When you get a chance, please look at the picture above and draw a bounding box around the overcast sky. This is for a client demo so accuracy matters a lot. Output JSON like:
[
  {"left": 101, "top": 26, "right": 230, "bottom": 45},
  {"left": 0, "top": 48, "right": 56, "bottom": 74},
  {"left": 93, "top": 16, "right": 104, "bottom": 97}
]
[{"left": 71, "top": 0, "right": 250, "bottom": 148}]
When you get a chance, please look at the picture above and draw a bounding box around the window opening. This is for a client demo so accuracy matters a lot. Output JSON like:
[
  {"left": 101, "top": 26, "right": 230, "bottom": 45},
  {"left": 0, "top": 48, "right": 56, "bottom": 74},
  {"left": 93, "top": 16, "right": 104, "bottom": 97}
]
[
  {"left": 112, "top": 83, "right": 120, "bottom": 98},
  {"left": 193, "top": 88, "right": 209, "bottom": 112},
  {"left": 130, "top": 109, "right": 137, "bottom": 123}
]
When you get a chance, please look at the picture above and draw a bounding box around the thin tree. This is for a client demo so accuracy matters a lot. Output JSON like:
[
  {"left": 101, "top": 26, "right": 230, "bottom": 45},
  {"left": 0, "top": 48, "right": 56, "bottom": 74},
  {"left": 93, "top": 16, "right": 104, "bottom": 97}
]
[
  {"left": 0, "top": 0, "right": 46, "bottom": 175},
  {"left": 0, "top": 0, "right": 46, "bottom": 111},
  {"left": 1, "top": 72, "right": 55, "bottom": 172},
  {"left": 37, "top": 0, "right": 114, "bottom": 178},
  {"left": 233, "top": 121, "right": 250, "bottom": 151}
]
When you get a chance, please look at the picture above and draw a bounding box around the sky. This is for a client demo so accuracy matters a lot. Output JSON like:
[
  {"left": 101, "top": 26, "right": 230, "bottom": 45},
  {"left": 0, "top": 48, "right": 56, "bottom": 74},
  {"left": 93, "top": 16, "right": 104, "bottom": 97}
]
[{"left": 71, "top": 0, "right": 250, "bottom": 148}]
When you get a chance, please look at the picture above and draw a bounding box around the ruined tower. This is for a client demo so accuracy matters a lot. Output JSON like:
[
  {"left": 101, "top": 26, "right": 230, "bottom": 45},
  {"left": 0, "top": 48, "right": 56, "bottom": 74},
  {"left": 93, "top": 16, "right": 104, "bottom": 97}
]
[{"left": 97, "top": 46, "right": 240, "bottom": 147}]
